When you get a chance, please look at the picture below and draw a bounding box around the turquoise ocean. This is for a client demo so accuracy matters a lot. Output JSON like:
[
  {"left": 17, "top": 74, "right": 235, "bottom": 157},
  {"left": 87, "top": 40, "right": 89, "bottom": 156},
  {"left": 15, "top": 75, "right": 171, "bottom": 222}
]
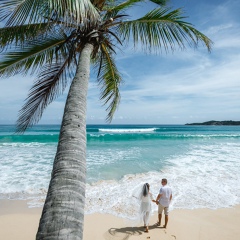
[{"left": 0, "top": 124, "right": 240, "bottom": 219}]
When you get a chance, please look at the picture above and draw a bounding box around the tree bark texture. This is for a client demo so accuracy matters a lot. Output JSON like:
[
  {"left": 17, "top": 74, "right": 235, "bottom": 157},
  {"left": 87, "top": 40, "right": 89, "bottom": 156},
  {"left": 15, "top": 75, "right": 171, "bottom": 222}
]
[{"left": 36, "top": 43, "right": 94, "bottom": 240}]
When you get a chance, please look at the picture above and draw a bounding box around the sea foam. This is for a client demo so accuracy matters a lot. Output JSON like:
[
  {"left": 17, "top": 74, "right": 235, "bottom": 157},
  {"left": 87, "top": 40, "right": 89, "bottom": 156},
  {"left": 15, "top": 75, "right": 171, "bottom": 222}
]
[
  {"left": 99, "top": 128, "right": 157, "bottom": 133},
  {"left": 1, "top": 125, "right": 240, "bottom": 219},
  {"left": 85, "top": 142, "right": 240, "bottom": 218}
]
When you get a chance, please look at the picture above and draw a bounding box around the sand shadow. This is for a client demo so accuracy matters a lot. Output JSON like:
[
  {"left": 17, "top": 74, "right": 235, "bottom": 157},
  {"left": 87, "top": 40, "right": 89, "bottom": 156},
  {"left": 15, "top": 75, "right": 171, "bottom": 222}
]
[{"left": 104, "top": 224, "right": 159, "bottom": 240}]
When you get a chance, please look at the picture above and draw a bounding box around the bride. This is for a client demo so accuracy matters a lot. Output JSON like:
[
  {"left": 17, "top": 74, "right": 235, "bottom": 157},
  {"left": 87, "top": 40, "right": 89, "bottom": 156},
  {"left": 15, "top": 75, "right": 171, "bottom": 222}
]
[{"left": 138, "top": 183, "right": 156, "bottom": 232}]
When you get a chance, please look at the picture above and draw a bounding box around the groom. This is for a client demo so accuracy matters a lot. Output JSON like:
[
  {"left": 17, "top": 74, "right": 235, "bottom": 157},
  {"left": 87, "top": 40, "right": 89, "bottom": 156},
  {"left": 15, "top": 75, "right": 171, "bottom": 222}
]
[{"left": 155, "top": 178, "right": 172, "bottom": 228}]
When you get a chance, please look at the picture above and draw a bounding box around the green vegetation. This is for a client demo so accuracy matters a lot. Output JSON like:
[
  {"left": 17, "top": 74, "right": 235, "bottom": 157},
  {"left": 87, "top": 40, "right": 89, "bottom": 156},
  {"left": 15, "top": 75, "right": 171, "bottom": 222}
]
[{"left": 186, "top": 120, "right": 240, "bottom": 125}]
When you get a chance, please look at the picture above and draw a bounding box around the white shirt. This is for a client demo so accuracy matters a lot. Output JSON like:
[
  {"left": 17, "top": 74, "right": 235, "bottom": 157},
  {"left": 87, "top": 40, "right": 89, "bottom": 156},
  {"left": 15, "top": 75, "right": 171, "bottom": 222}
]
[{"left": 159, "top": 185, "right": 172, "bottom": 207}]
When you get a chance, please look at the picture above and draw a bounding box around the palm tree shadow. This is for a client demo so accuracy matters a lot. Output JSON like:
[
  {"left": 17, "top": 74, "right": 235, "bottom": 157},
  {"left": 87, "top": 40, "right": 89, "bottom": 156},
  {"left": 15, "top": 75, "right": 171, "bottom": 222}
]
[{"left": 104, "top": 224, "right": 159, "bottom": 240}]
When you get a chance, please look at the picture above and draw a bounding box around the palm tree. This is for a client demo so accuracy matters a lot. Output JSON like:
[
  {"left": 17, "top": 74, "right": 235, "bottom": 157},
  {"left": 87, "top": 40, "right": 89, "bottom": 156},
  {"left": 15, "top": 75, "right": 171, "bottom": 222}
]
[{"left": 0, "top": 0, "right": 212, "bottom": 239}]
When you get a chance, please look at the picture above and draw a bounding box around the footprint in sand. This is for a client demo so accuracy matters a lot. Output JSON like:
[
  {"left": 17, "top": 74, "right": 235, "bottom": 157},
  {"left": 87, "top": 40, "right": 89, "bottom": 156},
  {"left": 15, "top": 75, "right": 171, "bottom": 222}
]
[{"left": 171, "top": 235, "right": 176, "bottom": 239}]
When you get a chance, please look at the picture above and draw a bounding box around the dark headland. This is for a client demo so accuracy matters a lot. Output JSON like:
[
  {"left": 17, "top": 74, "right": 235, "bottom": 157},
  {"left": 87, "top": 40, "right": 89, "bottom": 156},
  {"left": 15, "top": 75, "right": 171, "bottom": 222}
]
[{"left": 185, "top": 120, "right": 240, "bottom": 126}]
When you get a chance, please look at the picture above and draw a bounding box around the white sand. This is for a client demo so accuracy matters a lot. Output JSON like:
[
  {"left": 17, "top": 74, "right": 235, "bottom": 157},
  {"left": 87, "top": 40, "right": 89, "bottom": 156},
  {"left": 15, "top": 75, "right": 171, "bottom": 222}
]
[{"left": 1, "top": 200, "right": 240, "bottom": 240}]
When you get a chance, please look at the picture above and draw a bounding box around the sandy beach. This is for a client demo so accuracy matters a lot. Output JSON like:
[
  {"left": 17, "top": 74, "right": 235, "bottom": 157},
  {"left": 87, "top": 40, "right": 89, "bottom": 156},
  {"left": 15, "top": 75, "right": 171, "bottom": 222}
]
[{"left": 0, "top": 200, "right": 240, "bottom": 240}]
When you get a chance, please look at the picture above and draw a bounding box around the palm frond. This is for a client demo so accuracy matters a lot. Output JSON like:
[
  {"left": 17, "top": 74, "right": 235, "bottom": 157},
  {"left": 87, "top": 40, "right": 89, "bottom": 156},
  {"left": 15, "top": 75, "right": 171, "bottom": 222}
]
[
  {"left": 91, "top": 0, "right": 107, "bottom": 10},
  {"left": 16, "top": 56, "right": 75, "bottom": 132},
  {"left": 47, "top": 0, "right": 100, "bottom": 26},
  {"left": 0, "top": 36, "right": 66, "bottom": 78},
  {"left": 106, "top": 29, "right": 123, "bottom": 46},
  {"left": 104, "top": 0, "right": 143, "bottom": 19},
  {"left": 0, "top": 23, "right": 52, "bottom": 49},
  {"left": 150, "top": 0, "right": 168, "bottom": 6},
  {"left": 0, "top": 0, "right": 100, "bottom": 27},
  {"left": 0, "top": 0, "right": 46, "bottom": 26},
  {"left": 96, "top": 42, "right": 122, "bottom": 122},
  {"left": 104, "top": 0, "right": 167, "bottom": 19},
  {"left": 117, "top": 7, "right": 213, "bottom": 53}
]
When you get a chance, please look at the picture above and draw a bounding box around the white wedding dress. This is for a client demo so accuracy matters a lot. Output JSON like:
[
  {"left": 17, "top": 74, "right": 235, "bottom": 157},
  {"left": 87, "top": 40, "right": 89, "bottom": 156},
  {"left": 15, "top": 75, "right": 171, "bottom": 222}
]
[
  {"left": 132, "top": 183, "right": 154, "bottom": 226},
  {"left": 140, "top": 192, "right": 154, "bottom": 226}
]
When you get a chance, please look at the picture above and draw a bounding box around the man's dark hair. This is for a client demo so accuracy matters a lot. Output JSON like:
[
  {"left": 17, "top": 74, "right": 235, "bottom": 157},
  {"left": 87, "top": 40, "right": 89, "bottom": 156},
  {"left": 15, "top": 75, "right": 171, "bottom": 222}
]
[{"left": 162, "top": 178, "right": 167, "bottom": 184}]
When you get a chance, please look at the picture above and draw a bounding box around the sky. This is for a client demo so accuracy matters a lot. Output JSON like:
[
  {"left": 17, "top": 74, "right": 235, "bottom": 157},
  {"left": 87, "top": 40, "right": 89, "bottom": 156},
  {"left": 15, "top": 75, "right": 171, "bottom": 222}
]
[{"left": 0, "top": 0, "right": 240, "bottom": 125}]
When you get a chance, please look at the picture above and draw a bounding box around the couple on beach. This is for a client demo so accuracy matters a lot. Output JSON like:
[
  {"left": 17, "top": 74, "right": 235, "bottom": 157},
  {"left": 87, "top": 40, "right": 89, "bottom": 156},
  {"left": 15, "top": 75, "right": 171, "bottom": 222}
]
[{"left": 138, "top": 178, "right": 172, "bottom": 233}]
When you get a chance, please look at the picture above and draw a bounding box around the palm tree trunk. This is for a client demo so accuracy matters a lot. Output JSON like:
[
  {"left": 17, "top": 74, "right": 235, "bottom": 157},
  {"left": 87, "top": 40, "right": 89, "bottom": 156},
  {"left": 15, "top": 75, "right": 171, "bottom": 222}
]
[{"left": 36, "top": 43, "right": 94, "bottom": 240}]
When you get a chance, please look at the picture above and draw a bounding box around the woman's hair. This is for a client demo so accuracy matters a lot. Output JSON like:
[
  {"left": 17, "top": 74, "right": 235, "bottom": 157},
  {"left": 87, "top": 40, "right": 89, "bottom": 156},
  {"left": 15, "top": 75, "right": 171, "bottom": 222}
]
[{"left": 143, "top": 183, "right": 150, "bottom": 197}]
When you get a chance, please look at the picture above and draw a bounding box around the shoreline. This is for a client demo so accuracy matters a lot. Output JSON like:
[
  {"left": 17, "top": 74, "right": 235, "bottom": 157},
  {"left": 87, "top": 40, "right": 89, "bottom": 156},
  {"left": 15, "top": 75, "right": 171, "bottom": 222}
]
[{"left": 1, "top": 200, "right": 240, "bottom": 240}]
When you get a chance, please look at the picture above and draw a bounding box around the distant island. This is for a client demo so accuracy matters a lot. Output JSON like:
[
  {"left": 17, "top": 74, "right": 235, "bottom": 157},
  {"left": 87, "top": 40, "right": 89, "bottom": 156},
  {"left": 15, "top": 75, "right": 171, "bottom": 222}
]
[{"left": 185, "top": 120, "right": 240, "bottom": 126}]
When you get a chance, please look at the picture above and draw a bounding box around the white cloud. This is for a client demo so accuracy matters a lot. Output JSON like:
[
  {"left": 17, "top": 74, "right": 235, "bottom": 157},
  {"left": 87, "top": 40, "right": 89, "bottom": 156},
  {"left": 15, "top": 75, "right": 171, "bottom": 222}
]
[{"left": 1, "top": 0, "right": 240, "bottom": 125}]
